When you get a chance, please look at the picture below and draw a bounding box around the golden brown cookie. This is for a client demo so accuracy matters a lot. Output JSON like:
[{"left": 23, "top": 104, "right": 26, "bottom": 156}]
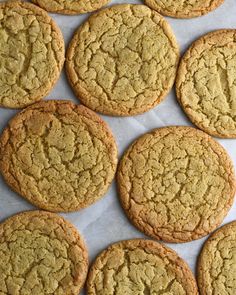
[
  {"left": 0, "top": 100, "right": 118, "bottom": 212},
  {"left": 0, "top": 210, "right": 88, "bottom": 295},
  {"left": 66, "top": 4, "right": 179, "bottom": 116},
  {"left": 144, "top": 0, "right": 224, "bottom": 18},
  {"left": 198, "top": 221, "right": 236, "bottom": 295},
  {"left": 87, "top": 239, "right": 198, "bottom": 295},
  {"left": 117, "top": 126, "right": 236, "bottom": 243},
  {"left": 0, "top": 1, "right": 64, "bottom": 109},
  {"left": 176, "top": 30, "right": 236, "bottom": 138},
  {"left": 32, "top": 0, "right": 110, "bottom": 15}
]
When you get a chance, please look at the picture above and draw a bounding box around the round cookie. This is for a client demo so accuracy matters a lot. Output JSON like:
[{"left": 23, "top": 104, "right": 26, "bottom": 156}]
[
  {"left": 0, "top": 100, "right": 118, "bottom": 212},
  {"left": 117, "top": 126, "right": 236, "bottom": 243},
  {"left": 0, "top": 210, "right": 88, "bottom": 295},
  {"left": 0, "top": 1, "right": 64, "bottom": 109},
  {"left": 66, "top": 4, "right": 179, "bottom": 116},
  {"left": 32, "top": 0, "right": 110, "bottom": 15},
  {"left": 144, "top": 0, "right": 224, "bottom": 18},
  {"left": 176, "top": 30, "right": 236, "bottom": 138},
  {"left": 87, "top": 239, "right": 198, "bottom": 294},
  {"left": 198, "top": 221, "right": 236, "bottom": 295}
]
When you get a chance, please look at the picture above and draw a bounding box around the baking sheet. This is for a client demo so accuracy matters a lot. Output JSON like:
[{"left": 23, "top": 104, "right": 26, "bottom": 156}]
[{"left": 0, "top": 0, "right": 236, "bottom": 293}]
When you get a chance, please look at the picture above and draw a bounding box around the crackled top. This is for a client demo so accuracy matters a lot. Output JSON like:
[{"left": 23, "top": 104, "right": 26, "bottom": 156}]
[
  {"left": 145, "top": 0, "right": 224, "bottom": 18},
  {"left": 0, "top": 100, "right": 118, "bottom": 212},
  {"left": 87, "top": 239, "right": 198, "bottom": 295},
  {"left": 0, "top": 210, "right": 88, "bottom": 295},
  {"left": 66, "top": 4, "right": 179, "bottom": 116},
  {"left": 198, "top": 221, "right": 236, "bottom": 295},
  {"left": 32, "top": 0, "right": 110, "bottom": 14},
  {"left": 117, "top": 126, "right": 235, "bottom": 243},
  {"left": 0, "top": 1, "right": 64, "bottom": 108},
  {"left": 176, "top": 30, "right": 236, "bottom": 138}
]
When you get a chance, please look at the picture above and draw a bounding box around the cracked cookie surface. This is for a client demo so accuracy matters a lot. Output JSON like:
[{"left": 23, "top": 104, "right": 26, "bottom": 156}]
[
  {"left": 87, "top": 239, "right": 198, "bottom": 295},
  {"left": 0, "top": 1, "right": 64, "bottom": 109},
  {"left": 32, "top": 0, "right": 110, "bottom": 15},
  {"left": 0, "top": 210, "right": 88, "bottom": 295},
  {"left": 198, "top": 221, "right": 236, "bottom": 295},
  {"left": 0, "top": 100, "right": 118, "bottom": 212},
  {"left": 117, "top": 126, "right": 236, "bottom": 243},
  {"left": 66, "top": 4, "right": 179, "bottom": 116},
  {"left": 176, "top": 30, "right": 236, "bottom": 138},
  {"left": 144, "top": 0, "right": 224, "bottom": 18}
]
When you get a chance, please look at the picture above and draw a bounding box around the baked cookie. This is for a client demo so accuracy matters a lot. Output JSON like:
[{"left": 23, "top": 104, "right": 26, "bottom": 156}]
[
  {"left": 117, "top": 126, "right": 236, "bottom": 243},
  {"left": 0, "top": 210, "right": 88, "bottom": 295},
  {"left": 0, "top": 100, "right": 118, "bottom": 212},
  {"left": 87, "top": 239, "right": 198, "bottom": 294},
  {"left": 66, "top": 4, "right": 179, "bottom": 116},
  {"left": 144, "top": 0, "right": 224, "bottom": 18},
  {"left": 0, "top": 1, "right": 64, "bottom": 109},
  {"left": 198, "top": 221, "right": 236, "bottom": 295},
  {"left": 176, "top": 30, "right": 236, "bottom": 138},
  {"left": 32, "top": 0, "right": 110, "bottom": 15}
]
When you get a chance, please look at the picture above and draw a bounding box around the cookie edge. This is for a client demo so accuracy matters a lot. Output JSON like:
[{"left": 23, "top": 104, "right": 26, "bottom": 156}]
[
  {"left": 197, "top": 220, "right": 236, "bottom": 295},
  {"left": 0, "top": 209, "right": 89, "bottom": 294},
  {"left": 176, "top": 29, "right": 236, "bottom": 138},
  {"left": 0, "top": 1, "right": 65, "bottom": 109},
  {"left": 0, "top": 100, "right": 118, "bottom": 212},
  {"left": 65, "top": 4, "right": 180, "bottom": 116},
  {"left": 86, "top": 239, "right": 199, "bottom": 295},
  {"left": 32, "top": 0, "right": 111, "bottom": 15},
  {"left": 144, "top": 0, "right": 224, "bottom": 18},
  {"left": 117, "top": 126, "right": 236, "bottom": 243}
]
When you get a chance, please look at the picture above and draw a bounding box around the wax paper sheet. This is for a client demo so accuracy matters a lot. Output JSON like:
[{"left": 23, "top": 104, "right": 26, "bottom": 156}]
[{"left": 0, "top": 0, "right": 236, "bottom": 293}]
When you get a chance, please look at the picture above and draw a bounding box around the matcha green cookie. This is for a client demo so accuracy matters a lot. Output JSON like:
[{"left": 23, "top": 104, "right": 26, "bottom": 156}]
[
  {"left": 32, "top": 0, "right": 110, "bottom": 15},
  {"left": 145, "top": 0, "right": 224, "bottom": 18},
  {"left": 0, "top": 100, "right": 118, "bottom": 212},
  {"left": 66, "top": 4, "right": 179, "bottom": 116},
  {"left": 117, "top": 126, "right": 236, "bottom": 242},
  {"left": 0, "top": 1, "right": 64, "bottom": 108},
  {"left": 0, "top": 210, "right": 88, "bottom": 295},
  {"left": 87, "top": 239, "right": 198, "bottom": 294},
  {"left": 176, "top": 30, "right": 236, "bottom": 138},
  {"left": 198, "top": 221, "right": 236, "bottom": 295}
]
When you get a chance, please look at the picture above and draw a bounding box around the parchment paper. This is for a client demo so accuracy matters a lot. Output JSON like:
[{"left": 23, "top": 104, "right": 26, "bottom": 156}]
[{"left": 0, "top": 0, "right": 236, "bottom": 293}]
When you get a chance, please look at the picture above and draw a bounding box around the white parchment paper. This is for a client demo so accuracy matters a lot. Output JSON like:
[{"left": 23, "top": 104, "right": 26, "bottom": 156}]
[{"left": 0, "top": 0, "right": 236, "bottom": 293}]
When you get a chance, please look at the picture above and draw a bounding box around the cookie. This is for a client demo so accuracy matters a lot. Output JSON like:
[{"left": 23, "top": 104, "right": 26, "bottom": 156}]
[
  {"left": 144, "top": 0, "right": 224, "bottom": 18},
  {"left": 0, "top": 1, "right": 64, "bottom": 109},
  {"left": 66, "top": 4, "right": 179, "bottom": 116},
  {"left": 32, "top": 0, "right": 110, "bottom": 15},
  {"left": 198, "top": 221, "right": 236, "bottom": 295},
  {"left": 87, "top": 239, "right": 198, "bottom": 294},
  {"left": 0, "top": 100, "right": 118, "bottom": 212},
  {"left": 176, "top": 30, "right": 236, "bottom": 138},
  {"left": 0, "top": 210, "right": 88, "bottom": 295},
  {"left": 117, "top": 126, "right": 236, "bottom": 243}
]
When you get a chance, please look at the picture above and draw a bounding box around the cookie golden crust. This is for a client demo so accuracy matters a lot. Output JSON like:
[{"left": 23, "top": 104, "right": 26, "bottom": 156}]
[
  {"left": 87, "top": 239, "right": 198, "bottom": 295},
  {"left": 144, "top": 0, "right": 224, "bottom": 18},
  {"left": 0, "top": 100, "right": 118, "bottom": 212},
  {"left": 0, "top": 210, "right": 88, "bottom": 295},
  {"left": 117, "top": 126, "right": 236, "bottom": 243},
  {"left": 176, "top": 30, "right": 236, "bottom": 138},
  {"left": 0, "top": 1, "right": 64, "bottom": 109},
  {"left": 32, "top": 0, "right": 110, "bottom": 15},
  {"left": 66, "top": 4, "right": 179, "bottom": 116},
  {"left": 198, "top": 221, "right": 236, "bottom": 295}
]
